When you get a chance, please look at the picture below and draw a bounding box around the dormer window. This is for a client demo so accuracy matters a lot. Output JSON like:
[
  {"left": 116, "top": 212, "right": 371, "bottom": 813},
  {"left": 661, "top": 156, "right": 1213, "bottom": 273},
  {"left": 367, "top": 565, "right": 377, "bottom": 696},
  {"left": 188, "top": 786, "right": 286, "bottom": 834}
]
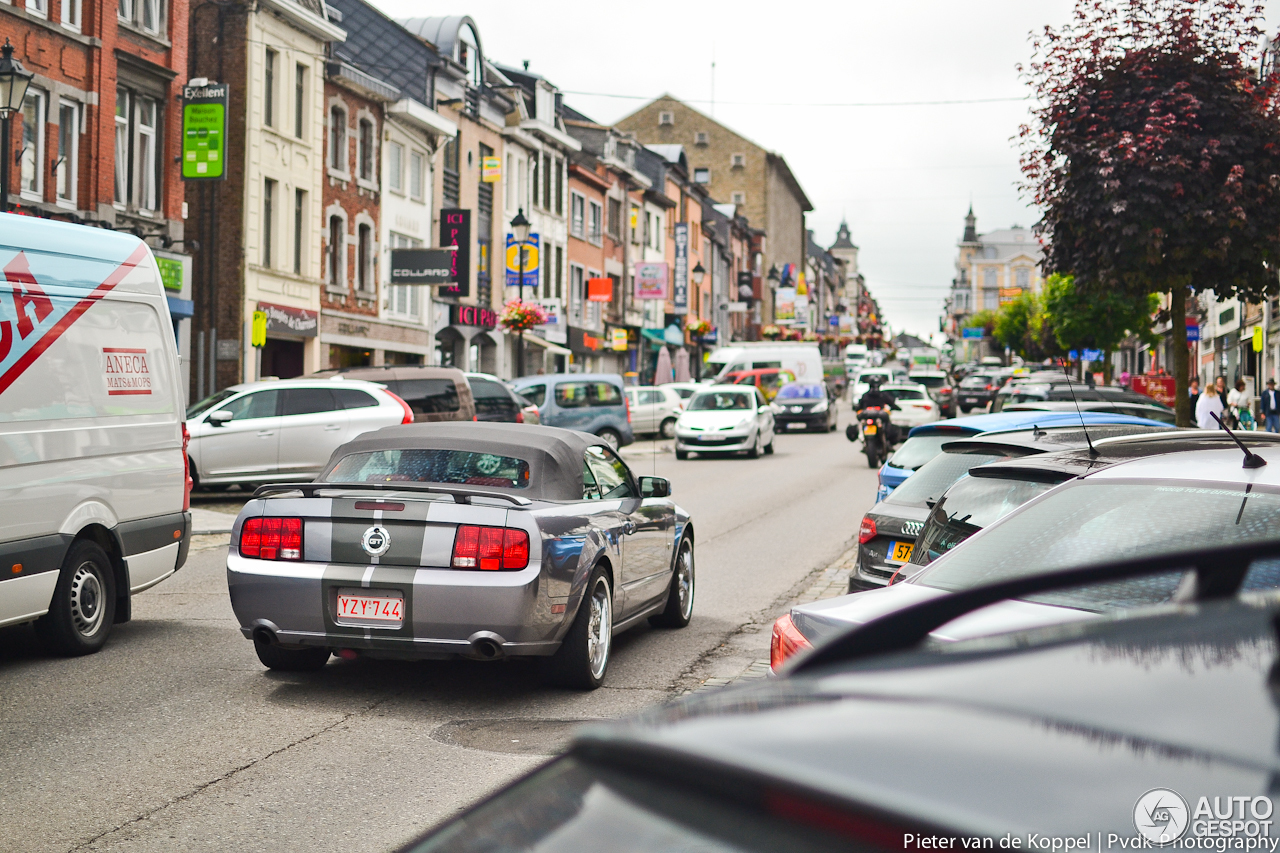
[
  {"left": 659, "top": 111, "right": 674, "bottom": 126},
  {"left": 731, "top": 153, "right": 745, "bottom": 168},
  {"left": 694, "top": 168, "right": 710, "bottom": 184},
  {"left": 458, "top": 23, "right": 482, "bottom": 88}
]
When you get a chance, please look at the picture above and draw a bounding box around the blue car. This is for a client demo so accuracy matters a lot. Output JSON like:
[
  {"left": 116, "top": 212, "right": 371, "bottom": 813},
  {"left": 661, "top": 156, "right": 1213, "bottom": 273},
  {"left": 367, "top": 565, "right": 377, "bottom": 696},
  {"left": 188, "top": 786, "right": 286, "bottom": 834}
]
[
  {"left": 874, "top": 410, "right": 1174, "bottom": 502},
  {"left": 511, "top": 373, "right": 635, "bottom": 450}
]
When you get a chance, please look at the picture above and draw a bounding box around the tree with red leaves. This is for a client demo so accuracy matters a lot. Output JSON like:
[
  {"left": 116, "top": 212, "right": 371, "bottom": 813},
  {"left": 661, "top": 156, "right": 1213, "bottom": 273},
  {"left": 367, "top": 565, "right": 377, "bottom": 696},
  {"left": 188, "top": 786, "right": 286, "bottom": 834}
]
[{"left": 1020, "top": 0, "right": 1280, "bottom": 426}]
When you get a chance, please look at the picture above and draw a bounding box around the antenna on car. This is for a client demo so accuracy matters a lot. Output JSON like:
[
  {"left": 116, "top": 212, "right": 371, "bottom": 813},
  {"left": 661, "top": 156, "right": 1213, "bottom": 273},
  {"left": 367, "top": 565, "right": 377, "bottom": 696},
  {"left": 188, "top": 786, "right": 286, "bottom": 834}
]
[
  {"left": 1061, "top": 360, "right": 1098, "bottom": 458},
  {"left": 1210, "top": 411, "right": 1268, "bottom": 469}
]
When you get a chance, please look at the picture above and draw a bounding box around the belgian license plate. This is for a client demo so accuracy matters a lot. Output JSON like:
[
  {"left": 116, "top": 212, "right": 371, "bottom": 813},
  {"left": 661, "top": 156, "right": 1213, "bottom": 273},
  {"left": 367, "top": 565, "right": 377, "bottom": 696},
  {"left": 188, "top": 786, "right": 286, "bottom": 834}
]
[
  {"left": 887, "top": 541, "right": 914, "bottom": 563},
  {"left": 864, "top": 424, "right": 878, "bottom": 435},
  {"left": 787, "top": 422, "right": 806, "bottom": 429},
  {"left": 336, "top": 588, "right": 404, "bottom": 628},
  {"left": 963, "top": 397, "right": 978, "bottom": 404}
]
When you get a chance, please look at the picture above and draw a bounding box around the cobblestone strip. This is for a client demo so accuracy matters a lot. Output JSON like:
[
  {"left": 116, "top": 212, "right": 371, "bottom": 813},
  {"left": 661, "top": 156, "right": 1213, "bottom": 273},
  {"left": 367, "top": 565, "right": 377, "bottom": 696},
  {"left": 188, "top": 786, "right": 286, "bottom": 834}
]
[{"left": 687, "top": 547, "right": 858, "bottom": 694}]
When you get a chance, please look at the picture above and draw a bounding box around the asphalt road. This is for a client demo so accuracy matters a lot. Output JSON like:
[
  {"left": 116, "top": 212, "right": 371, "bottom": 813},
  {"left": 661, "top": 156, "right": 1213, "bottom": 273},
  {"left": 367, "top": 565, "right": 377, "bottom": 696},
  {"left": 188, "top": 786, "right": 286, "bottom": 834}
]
[{"left": 0, "top": 409, "right": 879, "bottom": 853}]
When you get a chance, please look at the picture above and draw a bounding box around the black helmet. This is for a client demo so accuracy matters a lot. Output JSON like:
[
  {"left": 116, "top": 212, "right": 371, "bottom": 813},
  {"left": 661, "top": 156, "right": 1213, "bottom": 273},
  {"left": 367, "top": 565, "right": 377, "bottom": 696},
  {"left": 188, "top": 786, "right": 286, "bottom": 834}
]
[{"left": 866, "top": 376, "right": 882, "bottom": 390}]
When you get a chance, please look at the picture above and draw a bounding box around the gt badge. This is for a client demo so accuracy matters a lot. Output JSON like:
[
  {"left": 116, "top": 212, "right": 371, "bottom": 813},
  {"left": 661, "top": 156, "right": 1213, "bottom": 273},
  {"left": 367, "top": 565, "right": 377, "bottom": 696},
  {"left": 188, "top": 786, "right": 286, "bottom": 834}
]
[{"left": 362, "top": 526, "right": 391, "bottom": 557}]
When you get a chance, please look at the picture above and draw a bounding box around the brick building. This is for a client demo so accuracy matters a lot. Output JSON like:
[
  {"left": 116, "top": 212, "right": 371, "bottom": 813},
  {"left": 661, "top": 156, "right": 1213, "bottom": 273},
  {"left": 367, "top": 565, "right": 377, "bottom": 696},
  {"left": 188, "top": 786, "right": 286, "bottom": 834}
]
[
  {"left": 616, "top": 95, "right": 812, "bottom": 328},
  {"left": 2, "top": 0, "right": 194, "bottom": 388},
  {"left": 186, "top": 0, "right": 345, "bottom": 393}
]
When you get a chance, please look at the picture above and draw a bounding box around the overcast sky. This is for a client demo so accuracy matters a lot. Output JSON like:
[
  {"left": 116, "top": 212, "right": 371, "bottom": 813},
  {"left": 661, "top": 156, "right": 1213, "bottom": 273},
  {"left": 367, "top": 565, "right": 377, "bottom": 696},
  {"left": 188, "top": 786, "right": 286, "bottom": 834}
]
[{"left": 370, "top": 0, "right": 1278, "bottom": 341}]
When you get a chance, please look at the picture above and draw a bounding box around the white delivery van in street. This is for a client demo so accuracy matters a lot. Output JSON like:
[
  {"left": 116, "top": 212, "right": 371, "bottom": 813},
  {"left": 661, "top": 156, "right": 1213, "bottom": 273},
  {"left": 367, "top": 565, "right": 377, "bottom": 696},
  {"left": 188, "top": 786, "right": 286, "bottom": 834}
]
[
  {"left": 0, "top": 215, "right": 190, "bottom": 655},
  {"left": 705, "top": 342, "right": 824, "bottom": 384}
]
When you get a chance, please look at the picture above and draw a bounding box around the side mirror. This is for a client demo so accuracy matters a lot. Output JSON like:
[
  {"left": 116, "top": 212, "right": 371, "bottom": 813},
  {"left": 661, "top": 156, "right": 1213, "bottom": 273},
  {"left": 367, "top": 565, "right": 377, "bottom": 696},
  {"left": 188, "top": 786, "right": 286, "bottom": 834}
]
[
  {"left": 639, "top": 476, "right": 671, "bottom": 498},
  {"left": 208, "top": 410, "right": 233, "bottom": 427}
]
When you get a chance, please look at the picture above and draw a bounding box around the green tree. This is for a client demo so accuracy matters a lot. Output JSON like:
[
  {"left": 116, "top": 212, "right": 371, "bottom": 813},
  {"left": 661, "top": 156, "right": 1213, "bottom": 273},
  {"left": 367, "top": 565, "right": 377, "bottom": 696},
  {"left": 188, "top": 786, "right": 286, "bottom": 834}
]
[
  {"left": 993, "top": 292, "right": 1061, "bottom": 361},
  {"left": 1020, "top": 0, "right": 1280, "bottom": 425},
  {"left": 963, "top": 310, "right": 997, "bottom": 336},
  {"left": 1042, "top": 273, "right": 1158, "bottom": 381}
]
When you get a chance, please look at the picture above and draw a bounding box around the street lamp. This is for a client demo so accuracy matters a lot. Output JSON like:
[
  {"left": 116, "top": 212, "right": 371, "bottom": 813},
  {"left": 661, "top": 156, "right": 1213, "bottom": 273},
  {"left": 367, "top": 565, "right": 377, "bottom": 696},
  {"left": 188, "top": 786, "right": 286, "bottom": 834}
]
[
  {"left": 510, "top": 208, "right": 531, "bottom": 377},
  {"left": 0, "top": 38, "right": 35, "bottom": 215},
  {"left": 690, "top": 262, "right": 705, "bottom": 286}
]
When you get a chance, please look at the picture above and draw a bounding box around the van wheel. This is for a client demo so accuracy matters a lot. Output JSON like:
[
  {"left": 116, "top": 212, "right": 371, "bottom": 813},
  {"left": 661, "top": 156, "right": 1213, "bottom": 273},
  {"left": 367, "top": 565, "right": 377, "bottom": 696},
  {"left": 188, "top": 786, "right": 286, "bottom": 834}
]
[
  {"left": 253, "top": 635, "right": 331, "bottom": 672},
  {"left": 545, "top": 567, "right": 612, "bottom": 690},
  {"left": 659, "top": 418, "right": 677, "bottom": 439},
  {"left": 35, "top": 540, "right": 117, "bottom": 656},
  {"left": 596, "top": 429, "right": 620, "bottom": 451}
]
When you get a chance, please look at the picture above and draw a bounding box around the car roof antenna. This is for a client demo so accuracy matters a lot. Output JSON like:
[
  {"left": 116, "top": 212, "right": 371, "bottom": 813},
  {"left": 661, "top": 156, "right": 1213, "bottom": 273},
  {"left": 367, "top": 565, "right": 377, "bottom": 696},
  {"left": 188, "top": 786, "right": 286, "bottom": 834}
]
[
  {"left": 1210, "top": 411, "right": 1267, "bottom": 469},
  {"left": 1061, "top": 360, "right": 1098, "bottom": 458}
]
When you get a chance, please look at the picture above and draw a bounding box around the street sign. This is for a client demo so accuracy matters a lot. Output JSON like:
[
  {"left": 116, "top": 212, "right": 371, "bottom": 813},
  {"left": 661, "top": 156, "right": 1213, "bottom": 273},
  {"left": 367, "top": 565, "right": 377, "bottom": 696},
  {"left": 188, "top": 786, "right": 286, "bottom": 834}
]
[
  {"left": 390, "top": 248, "right": 457, "bottom": 285},
  {"left": 251, "top": 311, "right": 267, "bottom": 347},
  {"left": 439, "top": 210, "right": 471, "bottom": 298},
  {"left": 1254, "top": 326, "right": 1265, "bottom": 352},
  {"left": 961, "top": 327, "right": 983, "bottom": 339},
  {"left": 1186, "top": 317, "right": 1201, "bottom": 342},
  {"left": 635, "top": 262, "right": 668, "bottom": 300},
  {"left": 672, "top": 223, "right": 689, "bottom": 314},
  {"left": 182, "top": 82, "right": 229, "bottom": 180},
  {"left": 587, "top": 277, "right": 612, "bottom": 303},
  {"left": 609, "top": 328, "right": 628, "bottom": 351},
  {"left": 481, "top": 156, "right": 501, "bottom": 182},
  {"left": 1082, "top": 348, "right": 1103, "bottom": 361},
  {"left": 504, "top": 234, "right": 539, "bottom": 288}
]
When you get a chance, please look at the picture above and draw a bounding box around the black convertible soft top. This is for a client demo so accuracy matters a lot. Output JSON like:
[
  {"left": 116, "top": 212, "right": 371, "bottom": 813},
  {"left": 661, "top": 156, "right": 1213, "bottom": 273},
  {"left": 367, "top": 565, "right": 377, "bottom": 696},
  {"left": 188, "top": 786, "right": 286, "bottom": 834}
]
[{"left": 320, "top": 422, "right": 609, "bottom": 501}]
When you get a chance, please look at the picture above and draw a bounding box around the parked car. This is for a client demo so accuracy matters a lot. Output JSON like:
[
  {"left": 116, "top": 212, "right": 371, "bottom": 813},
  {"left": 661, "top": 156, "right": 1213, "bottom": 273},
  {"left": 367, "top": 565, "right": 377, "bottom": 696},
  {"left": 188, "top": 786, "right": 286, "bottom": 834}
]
[
  {"left": 878, "top": 383, "right": 940, "bottom": 429},
  {"left": 660, "top": 381, "right": 703, "bottom": 402},
  {"left": 311, "top": 365, "right": 476, "bottom": 423},
  {"left": 777, "top": 436, "right": 1280, "bottom": 671},
  {"left": 402, "top": 536, "right": 1280, "bottom": 852},
  {"left": 907, "top": 369, "right": 955, "bottom": 417},
  {"left": 874, "top": 409, "right": 1173, "bottom": 502},
  {"left": 187, "top": 378, "right": 411, "bottom": 490},
  {"left": 624, "top": 385, "right": 684, "bottom": 438},
  {"left": 0, "top": 215, "right": 190, "bottom": 655},
  {"left": 674, "top": 385, "right": 776, "bottom": 460},
  {"left": 512, "top": 373, "right": 635, "bottom": 449},
  {"left": 228, "top": 423, "right": 693, "bottom": 688},
  {"left": 991, "top": 377, "right": 1177, "bottom": 414},
  {"left": 465, "top": 372, "right": 539, "bottom": 424},
  {"left": 955, "top": 371, "right": 1000, "bottom": 412},
  {"left": 773, "top": 380, "right": 838, "bottom": 432},
  {"left": 850, "top": 422, "right": 1173, "bottom": 591},
  {"left": 723, "top": 367, "right": 796, "bottom": 401},
  {"left": 703, "top": 342, "right": 824, "bottom": 384}
]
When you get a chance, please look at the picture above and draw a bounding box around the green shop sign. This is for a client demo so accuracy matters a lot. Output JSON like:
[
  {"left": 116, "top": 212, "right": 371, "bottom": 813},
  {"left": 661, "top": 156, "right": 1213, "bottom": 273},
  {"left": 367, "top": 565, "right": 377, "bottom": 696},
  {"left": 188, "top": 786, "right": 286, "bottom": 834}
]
[{"left": 181, "top": 82, "right": 229, "bottom": 180}]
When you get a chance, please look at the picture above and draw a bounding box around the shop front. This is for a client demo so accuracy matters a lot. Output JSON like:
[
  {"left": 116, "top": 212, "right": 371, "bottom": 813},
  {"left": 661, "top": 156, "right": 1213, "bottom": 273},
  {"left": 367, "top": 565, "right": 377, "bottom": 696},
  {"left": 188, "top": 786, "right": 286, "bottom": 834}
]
[
  {"left": 567, "top": 325, "right": 607, "bottom": 374},
  {"left": 436, "top": 304, "right": 503, "bottom": 374},
  {"left": 258, "top": 302, "right": 319, "bottom": 379},
  {"left": 319, "top": 311, "right": 436, "bottom": 371}
]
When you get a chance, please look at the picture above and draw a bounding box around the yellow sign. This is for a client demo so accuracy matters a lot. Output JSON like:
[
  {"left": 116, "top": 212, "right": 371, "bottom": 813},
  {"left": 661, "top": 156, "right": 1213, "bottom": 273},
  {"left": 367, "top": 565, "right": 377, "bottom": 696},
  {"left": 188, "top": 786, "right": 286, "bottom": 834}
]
[
  {"left": 482, "top": 156, "right": 501, "bottom": 183},
  {"left": 251, "top": 311, "right": 267, "bottom": 347},
  {"left": 505, "top": 240, "right": 540, "bottom": 276},
  {"left": 1254, "top": 326, "right": 1265, "bottom": 353},
  {"left": 610, "top": 328, "right": 629, "bottom": 351}
]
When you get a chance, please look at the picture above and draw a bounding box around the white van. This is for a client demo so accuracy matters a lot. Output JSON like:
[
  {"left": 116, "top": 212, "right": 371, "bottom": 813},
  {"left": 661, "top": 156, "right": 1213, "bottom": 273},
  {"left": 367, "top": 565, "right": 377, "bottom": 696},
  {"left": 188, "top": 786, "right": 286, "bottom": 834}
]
[
  {"left": 843, "top": 343, "right": 869, "bottom": 377},
  {"left": 705, "top": 343, "right": 824, "bottom": 384},
  {"left": 0, "top": 215, "right": 189, "bottom": 655}
]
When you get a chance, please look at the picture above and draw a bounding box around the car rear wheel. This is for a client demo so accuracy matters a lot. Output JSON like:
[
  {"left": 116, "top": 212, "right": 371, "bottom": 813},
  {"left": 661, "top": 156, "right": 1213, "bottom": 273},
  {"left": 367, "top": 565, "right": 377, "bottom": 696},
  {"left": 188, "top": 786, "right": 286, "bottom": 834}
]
[
  {"left": 659, "top": 418, "right": 677, "bottom": 439},
  {"left": 35, "top": 540, "right": 117, "bottom": 656},
  {"left": 650, "top": 537, "right": 694, "bottom": 628},
  {"left": 959, "top": 405, "right": 972, "bottom": 414},
  {"left": 546, "top": 566, "right": 612, "bottom": 690},
  {"left": 596, "top": 429, "right": 620, "bottom": 450},
  {"left": 253, "top": 635, "right": 331, "bottom": 672}
]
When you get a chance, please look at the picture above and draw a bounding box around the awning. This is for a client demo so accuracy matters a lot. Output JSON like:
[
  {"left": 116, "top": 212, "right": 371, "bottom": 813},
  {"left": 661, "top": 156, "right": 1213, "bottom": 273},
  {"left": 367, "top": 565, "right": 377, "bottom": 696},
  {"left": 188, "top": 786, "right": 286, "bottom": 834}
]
[
  {"left": 167, "top": 296, "right": 194, "bottom": 319},
  {"left": 640, "top": 328, "right": 666, "bottom": 348},
  {"left": 525, "top": 334, "right": 572, "bottom": 356}
]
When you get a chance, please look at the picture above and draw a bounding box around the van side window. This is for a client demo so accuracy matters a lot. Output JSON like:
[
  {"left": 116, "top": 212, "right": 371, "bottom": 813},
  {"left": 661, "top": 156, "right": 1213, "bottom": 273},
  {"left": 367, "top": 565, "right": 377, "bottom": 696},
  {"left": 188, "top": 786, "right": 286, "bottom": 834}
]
[
  {"left": 217, "top": 390, "right": 280, "bottom": 421},
  {"left": 752, "top": 361, "right": 781, "bottom": 370},
  {"left": 519, "top": 383, "right": 547, "bottom": 407},
  {"left": 556, "top": 382, "right": 621, "bottom": 408},
  {"left": 393, "top": 379, "right": 460, "bottom": 415},
  {"left": 728, "top": 362, "right": 748, "bottom": 373}
]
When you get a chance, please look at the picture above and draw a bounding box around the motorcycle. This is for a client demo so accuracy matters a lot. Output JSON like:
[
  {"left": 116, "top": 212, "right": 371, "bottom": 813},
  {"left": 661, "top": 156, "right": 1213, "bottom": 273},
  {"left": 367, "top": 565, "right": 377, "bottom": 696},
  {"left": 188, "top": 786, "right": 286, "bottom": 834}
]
[{"left": 847, "top": 406, "right": 893, "bottom": 468}]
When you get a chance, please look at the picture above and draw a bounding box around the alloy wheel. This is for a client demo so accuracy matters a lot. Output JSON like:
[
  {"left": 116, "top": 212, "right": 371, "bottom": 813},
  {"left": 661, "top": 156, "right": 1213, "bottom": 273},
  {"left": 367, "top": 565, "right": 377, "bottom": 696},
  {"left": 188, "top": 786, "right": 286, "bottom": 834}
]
[
  {"left": 586, "top": 578, "right": 612, "bottom": 680},
  {"left": 676, "top": 544, "right": 695, "bottom": 620}
]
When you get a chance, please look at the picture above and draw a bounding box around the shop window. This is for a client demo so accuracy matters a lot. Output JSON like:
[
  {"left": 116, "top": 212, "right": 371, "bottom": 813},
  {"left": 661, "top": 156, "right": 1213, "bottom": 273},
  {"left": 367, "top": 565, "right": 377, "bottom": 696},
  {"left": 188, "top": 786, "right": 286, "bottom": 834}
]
[{"left": 20, "top": 89, "right": 45, "bottom": 201}]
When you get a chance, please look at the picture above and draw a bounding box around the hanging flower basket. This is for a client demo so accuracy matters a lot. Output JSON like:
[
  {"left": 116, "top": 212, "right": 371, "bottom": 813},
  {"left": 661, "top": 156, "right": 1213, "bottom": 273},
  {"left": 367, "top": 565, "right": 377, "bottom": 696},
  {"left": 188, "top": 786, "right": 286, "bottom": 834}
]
[
  {"left": 684, "top": 317, "right": 712, "bottom": 336},
  {"left": 499, "top": 300, "right": 549, "bottom": 332},
  {"left": 761, "top": 325, "right": 782, "bottom": 340}
]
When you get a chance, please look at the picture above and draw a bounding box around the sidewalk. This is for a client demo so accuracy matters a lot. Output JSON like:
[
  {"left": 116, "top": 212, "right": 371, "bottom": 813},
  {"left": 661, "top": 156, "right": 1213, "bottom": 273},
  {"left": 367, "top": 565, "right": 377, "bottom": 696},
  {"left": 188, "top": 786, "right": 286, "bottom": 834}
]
[
  {"left": 678, "top": 546, "right": 857, "bottom": 695},
  {"left": 190, "top": 507, "right": 237, "bottom": 535}
]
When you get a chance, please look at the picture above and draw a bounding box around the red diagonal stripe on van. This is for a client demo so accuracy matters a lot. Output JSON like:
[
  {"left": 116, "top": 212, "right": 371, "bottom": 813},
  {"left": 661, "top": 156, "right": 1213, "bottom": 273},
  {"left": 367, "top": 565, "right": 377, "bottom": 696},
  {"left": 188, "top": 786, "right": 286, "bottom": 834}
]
[{"left": 0, "top": 243, "right": 151, "bottom": 397}]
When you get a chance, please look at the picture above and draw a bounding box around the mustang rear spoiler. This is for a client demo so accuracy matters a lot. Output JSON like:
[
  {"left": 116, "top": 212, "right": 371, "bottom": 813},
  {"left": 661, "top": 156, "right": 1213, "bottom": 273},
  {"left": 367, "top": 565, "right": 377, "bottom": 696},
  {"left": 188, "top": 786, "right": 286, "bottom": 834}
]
[
  {"left": 252, "top": 482, "right": 533, "bottom": 507},
  {"left": 787, "top": 535, "right": 1275, "bottom": 674}
]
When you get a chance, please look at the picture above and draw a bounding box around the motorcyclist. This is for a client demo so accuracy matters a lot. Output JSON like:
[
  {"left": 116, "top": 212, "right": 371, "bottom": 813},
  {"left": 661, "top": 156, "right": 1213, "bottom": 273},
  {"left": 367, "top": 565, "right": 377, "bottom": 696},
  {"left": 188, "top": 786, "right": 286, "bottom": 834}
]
[{"left": 855, "top": 376, "right": 902, "bottom": 446}]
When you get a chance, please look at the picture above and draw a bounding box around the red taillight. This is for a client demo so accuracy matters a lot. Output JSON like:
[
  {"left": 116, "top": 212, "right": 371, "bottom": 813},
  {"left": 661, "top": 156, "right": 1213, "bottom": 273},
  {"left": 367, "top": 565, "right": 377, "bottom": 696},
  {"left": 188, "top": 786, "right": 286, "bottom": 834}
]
[
  {"left": 985, "top": 384, "right": 994, "bottom": 391},
  {"left": 386, "top": 390, "right": 414, "bottom": 424},
  {"left": 921, "top": 403, "right": 932, "bottom": 410},
  {"left": 859, "top": 516, "right": 877, "bottom": 544},
  {"left": 240, "top": 517, "right": 304, "bottom": 560},
  {"left": 770, "top": 613, "right": 813, "bottom": 671},
  {"left": 181, "top": 422, "right": 192, "bottom": 512},
  {"left": 941, "top": 386, "right": 951, "bottom": 394},
  {"left": 451, "top": 525, "right": 529, "bottom": 570},
  {"left": 515, "top": 409, "right": 524, "bottom": 423},
  {"left": 625, "top": 393, "right": 632, "bottom": 424}
]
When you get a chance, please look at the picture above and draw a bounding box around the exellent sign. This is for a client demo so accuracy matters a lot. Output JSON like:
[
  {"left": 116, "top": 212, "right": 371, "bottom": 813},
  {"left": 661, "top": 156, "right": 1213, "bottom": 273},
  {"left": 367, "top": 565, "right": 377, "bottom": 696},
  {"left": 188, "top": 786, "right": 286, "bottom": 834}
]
[{"left": 181, "top": 82, "right": 228, "bottom": 180}]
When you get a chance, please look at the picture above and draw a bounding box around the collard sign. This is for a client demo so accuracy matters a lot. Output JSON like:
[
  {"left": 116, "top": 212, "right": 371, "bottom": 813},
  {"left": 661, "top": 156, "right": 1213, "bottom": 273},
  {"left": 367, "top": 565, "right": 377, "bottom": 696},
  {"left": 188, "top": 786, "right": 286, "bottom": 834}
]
[{"left": 390, "top": 248, "right": 457, "bottom": 285}]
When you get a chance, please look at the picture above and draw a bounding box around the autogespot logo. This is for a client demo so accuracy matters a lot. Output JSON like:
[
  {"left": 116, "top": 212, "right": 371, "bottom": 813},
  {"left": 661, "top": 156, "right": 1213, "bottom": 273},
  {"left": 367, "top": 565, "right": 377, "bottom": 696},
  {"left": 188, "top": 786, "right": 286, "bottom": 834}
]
[{"left": 1136, "top": 788, "right": 1191, "bottom": 846}]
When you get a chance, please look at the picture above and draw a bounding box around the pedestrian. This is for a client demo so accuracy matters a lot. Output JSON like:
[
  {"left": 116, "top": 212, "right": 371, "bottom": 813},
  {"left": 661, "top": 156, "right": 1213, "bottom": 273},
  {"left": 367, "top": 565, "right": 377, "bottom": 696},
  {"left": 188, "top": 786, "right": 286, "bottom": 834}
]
[
  {"left": 1227, "top": 379, "right": 1249, "bottom": 429},
  {"left": 1262, "top": 379, "right": 1280, "bottom": 433},
  {"left": 1196, "top": 383, "right": 1224, "bottom": 429},
  {"left": 1188, "top": 378, "right": 1200, "bottom": 414}
]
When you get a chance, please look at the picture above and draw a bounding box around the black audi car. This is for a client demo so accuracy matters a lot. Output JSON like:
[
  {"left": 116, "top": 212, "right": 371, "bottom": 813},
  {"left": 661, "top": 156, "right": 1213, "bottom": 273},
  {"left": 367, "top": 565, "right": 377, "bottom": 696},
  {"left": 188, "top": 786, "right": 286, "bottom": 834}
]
[
  {"left": 851, "top": 423, "right": 1172, "bottom": 592},
  {"left": 772, "top": 381, "right": 839, "bottom": 433},
  {"left": 398, "top": 536, "right": 1280, "bottom": 851}
]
